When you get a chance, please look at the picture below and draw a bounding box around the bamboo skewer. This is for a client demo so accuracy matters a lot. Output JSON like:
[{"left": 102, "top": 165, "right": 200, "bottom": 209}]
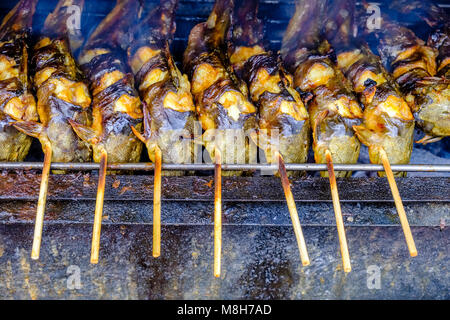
[
  {"left": 379, "top": 147, "right": 417, "bottom": 257},
  {"left": 153, "top": 145, "right": 162, "bottom": 258},
  {"left": 214, "top": 147, "right": 222, "bottom": 278},
  {"left": 90, "top": 149, "right": 107, "bottom": 264},
  {"left": 31, "top": 143, "right": 52, "bottom": 260},
  {"left": 325, "top": 149, "right": 351, "bottom": 272},
  {"left": 276, "top": 151, "right": 310, "bottom": 266}
]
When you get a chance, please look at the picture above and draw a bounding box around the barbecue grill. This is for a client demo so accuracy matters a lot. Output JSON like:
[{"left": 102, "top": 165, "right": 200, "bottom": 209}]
[{"left": 0, "top": 0, "right": 448, "bottom": 300}]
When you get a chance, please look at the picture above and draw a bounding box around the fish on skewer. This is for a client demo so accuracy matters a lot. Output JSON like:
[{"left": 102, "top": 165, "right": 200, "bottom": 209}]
[
  {"left": 127, "top": 0, "right": 196, "bottom": 257},
  {"left": 324, "top": 0, "right": 417, "bottom": 257},
  {"left": 280, "top": 0, "right": 356, "bottom": 270},
  {"left": 183, "top": 0, "right": 258, "bottom": 277},
  {"left": 364, "top": 4, "right": 450, "bottom": 144},
  {"left": 281, "top": 2, "right": 361, "bottom": 269},
  {"left": 13, "top": 0, "right": 92, "bottom": 260},
  {"left": 281, "top": 0, "right": 363, "bottom": 178},
  {"left": 228, "top": 0, "right": 311, "bottom": 267},
  {"left": 228, "top": 0, "right": 310, "bottom": 168},
  {"left": 389, "top": 0, "right": 450, "bottom": 78},
  {"left": 71, "top": 0, "right": 143, "bottom": 264},
  {"left": 325, "top": 0, "right": 414, "bottom": 176},
  {"left": 0, "top": 0, "right": 38, "bottom": 162}
]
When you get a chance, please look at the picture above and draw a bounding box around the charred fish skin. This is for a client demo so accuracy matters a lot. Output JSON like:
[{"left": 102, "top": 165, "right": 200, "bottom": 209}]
[
  {"left": 282, "top": 0, "right": 362, "bottom": 177},
  {"left": 325, "top": 0, "right": 414, "bottom": 175},
  {"left": 128, "top": 0, "right": 196, "bottom": 166},
  {"left": 76, "top": 0, "right": 143, "bottom": 164},
  {"left": 389, "top": 0, "right": 450, "bottom": 78},
  {"left": 16, "top": 0, "right": 93, "bottom": 164},
  {"left": 0, "top": 0, "right": 38, "bottom": 161},
  {"left": 369, "top": 11, "right": 450, "bottom": 141},
  {"left": 228, "top": 0, "right": 310, "bottom": 166},
  {"left": 183, "top": 0, "right": 258, "bottom": 172}
]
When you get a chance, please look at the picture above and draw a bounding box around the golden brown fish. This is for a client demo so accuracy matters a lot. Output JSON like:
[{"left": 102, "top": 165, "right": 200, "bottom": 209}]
[
  {"left": 0, "top": 0, "right": 38, "bottom": 161},
  {"left": 325, "top": 0, "right": 414, "bottom": 176},
  {"left": 71, "top": 0, "right": 143, "bottom": 164},
  {"left": 128, "top": 0, "right": 195, "bottom": 170},
  {"left": 368, "top": 6, "right": 450, "bottom": 143},
  {"left": 183, "top": 0, "right": 258, "bottom": 175},
  {"left": 282, "top": 0, "right": 363, "bottom": 177},
  {"left": 228, "top": 0, "right": 310, "bottom": 167},
  {"left": 15, "top": 0, "right": 92, "bottom": 165}
]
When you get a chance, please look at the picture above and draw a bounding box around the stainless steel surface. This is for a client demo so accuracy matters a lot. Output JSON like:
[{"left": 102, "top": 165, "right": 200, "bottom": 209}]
[{"left": 0, "top": 162, "right": 449, "bottom": 172}]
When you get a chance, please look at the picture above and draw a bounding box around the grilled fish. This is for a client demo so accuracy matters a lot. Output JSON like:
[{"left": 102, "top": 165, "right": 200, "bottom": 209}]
[
  {"left": 282, "top": 0, "right": 362, "bottom": 177},
  {"left": 228, "top": 0, "right": 310, "bottom": 166},
  {"left": 183, "top": 0, "right": 258, "bottom": 174},
  {"left": 13, "top": 0, "right": 91, "bottom": 165},
  {"left": 72, "top": 0, "right": 143, "bottom": 163},
  {"left": 368, "top": 8, "right": 450, "bottom": 143},
  {"left": 128, "top": 0, "right": 196, "bottom": 169},
  {"left": 390, "top": 0, "right": 450, "bottom": 78},
  {"left": 0, "top": 0, "right": 38, "bottom": 161},
  {"left": 325, "top": 0, "right": 414, "bottom": 175}
]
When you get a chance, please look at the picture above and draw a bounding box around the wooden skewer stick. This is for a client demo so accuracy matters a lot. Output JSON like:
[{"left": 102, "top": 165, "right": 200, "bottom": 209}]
[
  {"left": 31, "top": 143, "right": 52, "bottom": 260},
  {"left": 153, "top": 145, "right": 162, "bottom": 258},
  {"left": 325, "top": 149, "right": 351, "bottom": 272},
  {"left": 214, "top": 147, "right": 222, "bottom": 278},
  {"left": 276, "top": 151, "right": 310, "bottom": 266},
  {"left": 379, "top": 147, "right": 417, "bottom": 257},
  {"left": 90, "top": 149, "right": 108, "bottom": 264}
]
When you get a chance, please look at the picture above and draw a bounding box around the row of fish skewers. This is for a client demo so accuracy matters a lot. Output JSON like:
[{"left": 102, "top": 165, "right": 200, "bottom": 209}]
[{"left": 0, "top": 0, "right": 448, "bottom": 276}]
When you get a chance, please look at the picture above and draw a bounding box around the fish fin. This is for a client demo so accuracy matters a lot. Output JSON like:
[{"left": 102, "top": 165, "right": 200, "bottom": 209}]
[
  {"left": 362, "top": 82, "right": 377, "bottom": 105},
  {"left": 312, "top": 109, "right": 329, "bottom": 145},
  {"left": 131, "top": 125, "right": 146, "bottom": 144},
  {"left": 68, "top": 119, "right": 100, "bottom": 145},
  {"left": 84, "top": 0, "right": 141, "bottom": 51},
  {"left": 352, "top": 125, "right": 373, "bottom": 146},
  {"left": 13, "top": 120, "right": 44, "bottom": 139},
  {"left": 415, "top": 134, "right": 443, "bottom": 145},
  {"left": 206, "top": 0, "right": 234, "bottom": 48},
  {"left": 0, "top": 0, "right": 38, "bottom": 37}
]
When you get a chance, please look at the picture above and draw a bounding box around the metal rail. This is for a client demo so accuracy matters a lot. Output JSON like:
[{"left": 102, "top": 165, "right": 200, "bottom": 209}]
[{"left": 0, "top": 162, "right": 449, "bottom": 172}]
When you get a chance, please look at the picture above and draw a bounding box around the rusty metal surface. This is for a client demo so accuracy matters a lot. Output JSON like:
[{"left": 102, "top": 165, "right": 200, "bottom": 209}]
[
  {"left": 0, "top": 173, "right": 448, "bottom": 202},
  {"left": 0, "top": 200, "right": 448, "bottom": 226},
  {"left": 0, "top": 175, "right": 448, "bottom": 299},
  {"left": 0, "top": 223, "right": 448, "bottom": 299}
]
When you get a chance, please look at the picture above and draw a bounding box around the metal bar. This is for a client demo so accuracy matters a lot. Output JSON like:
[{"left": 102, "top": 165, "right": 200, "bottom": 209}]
[{"left": 0, "top": 162, "right": 449, "bottom": 172}]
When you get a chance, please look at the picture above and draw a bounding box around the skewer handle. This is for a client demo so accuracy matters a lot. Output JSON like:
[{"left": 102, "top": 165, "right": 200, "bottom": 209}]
[
  {"left": 153, "top": 146, "right": 162, "bottom": 258},
  {"left": 31, "top": 144, "right": 52, "bottom": 260},
  {"left": 277, "top": 152, "right": 310, "bottom": 266},
  {"left": 380, "top": 148, "right": 417, "bottom": 257},
  {"left": 90, "top": 150, "right": 107, "bottom": 264},
  {"left": 325, "top": 150, "right": 351, "bottom": 272},
  {"left": 214, "top": 147, "right": 222, "bottom": 277}
]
